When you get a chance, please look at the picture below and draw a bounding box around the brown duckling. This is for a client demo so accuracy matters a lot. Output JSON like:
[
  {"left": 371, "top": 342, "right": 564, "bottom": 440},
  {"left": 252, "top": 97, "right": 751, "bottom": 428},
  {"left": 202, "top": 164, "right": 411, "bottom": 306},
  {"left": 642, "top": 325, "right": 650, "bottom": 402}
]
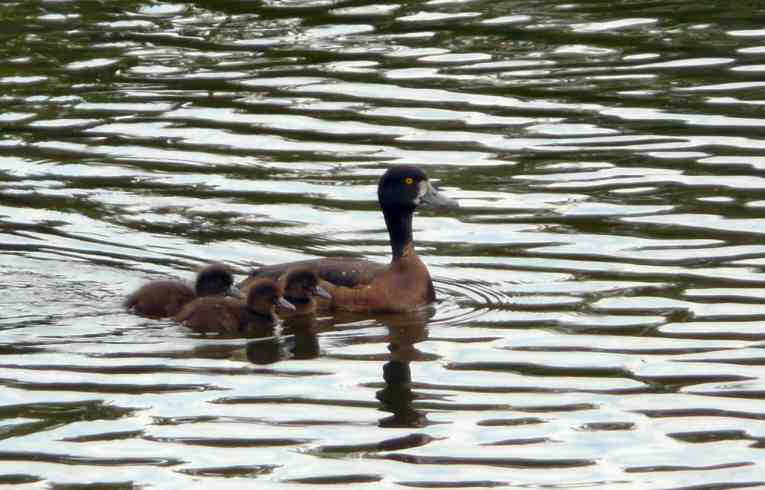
[
  {"left": 124, "top": 263, "right": 235, "bottom": 318},
  {"left": 175, "top": 278, "right": 295, "bottom": 334},
  {"left": 240, "top": 268, "right": 330, "bottom": 316},
  {"left": 242, "top": 165, "right": 458, "bottom": 313},
  {"left": 278, "top": 268, "right": 331, "bottom": 316}
]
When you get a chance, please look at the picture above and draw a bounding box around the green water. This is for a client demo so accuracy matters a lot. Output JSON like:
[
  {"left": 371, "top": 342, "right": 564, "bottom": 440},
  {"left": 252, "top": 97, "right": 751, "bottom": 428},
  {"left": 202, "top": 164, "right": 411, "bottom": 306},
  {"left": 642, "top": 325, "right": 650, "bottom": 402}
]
[{"left": 2, "top": 1, "right": 765, "bottom": 488}]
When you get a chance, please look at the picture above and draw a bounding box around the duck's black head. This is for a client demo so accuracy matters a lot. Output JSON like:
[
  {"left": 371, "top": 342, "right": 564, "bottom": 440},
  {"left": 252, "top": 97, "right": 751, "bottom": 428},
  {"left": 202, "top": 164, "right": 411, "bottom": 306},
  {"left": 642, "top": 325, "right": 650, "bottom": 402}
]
[
  {"left": 247, "top": 278, "right": 295, "bottom": 317},
  {"left": 378, "top": 165, "right": 457, "bottom": 210},
  {"left": 283, "top": 268, "right": 332, "bottom": 301},
  {"left": 377, "top": 165, "right": 458, "bottom": 259},
  {"left": 195, "top": 263, "right": 234, "bottom": 296}
]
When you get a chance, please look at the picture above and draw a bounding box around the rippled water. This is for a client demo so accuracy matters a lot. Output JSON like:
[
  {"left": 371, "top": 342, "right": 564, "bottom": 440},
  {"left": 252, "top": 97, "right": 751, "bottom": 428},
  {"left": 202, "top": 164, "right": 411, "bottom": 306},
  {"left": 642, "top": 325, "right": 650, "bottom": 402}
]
[{"left": 2, "top": 1, "right": 765, "bottom": 488}]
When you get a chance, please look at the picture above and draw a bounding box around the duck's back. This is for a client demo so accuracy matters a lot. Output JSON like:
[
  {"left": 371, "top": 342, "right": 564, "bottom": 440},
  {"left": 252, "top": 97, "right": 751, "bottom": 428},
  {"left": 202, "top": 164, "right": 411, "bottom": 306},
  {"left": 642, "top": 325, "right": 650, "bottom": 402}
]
[
  {"left": 246, "top": 257, "right": 387, "bottom": 288},
  {"left": 322, "top": 253, "right": 435, "bottom": 313}
]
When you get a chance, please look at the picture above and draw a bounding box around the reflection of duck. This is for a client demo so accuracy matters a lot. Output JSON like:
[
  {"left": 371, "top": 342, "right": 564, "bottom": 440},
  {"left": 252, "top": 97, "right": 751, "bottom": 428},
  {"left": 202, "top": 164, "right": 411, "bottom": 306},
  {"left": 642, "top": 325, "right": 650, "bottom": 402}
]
[
  {"left": 124, "top": 263, "right": 234, "bottom": 318},
  {"left": 376, "top": 310, "right": 432, "bottom": 428},
  {"left": 176, "top": 278, "right": 294, "bottom": 334},
  {"left": 243, "top": 166, "right": 458, "bottom": 313}
]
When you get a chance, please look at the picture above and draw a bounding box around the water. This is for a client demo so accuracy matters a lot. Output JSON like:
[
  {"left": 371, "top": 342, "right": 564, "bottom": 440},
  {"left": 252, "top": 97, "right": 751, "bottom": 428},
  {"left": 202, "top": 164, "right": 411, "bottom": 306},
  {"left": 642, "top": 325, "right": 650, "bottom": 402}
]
[{"left": 2, "top": 0, "right": 765, "bottom": 488}]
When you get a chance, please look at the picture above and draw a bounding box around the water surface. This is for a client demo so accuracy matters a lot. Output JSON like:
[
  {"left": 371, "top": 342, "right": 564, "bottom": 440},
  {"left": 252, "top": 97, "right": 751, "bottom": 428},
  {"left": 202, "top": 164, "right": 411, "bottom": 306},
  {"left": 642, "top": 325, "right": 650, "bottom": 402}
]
[{"left": 2, "top": 1, "right": 765, "bottom": 488}]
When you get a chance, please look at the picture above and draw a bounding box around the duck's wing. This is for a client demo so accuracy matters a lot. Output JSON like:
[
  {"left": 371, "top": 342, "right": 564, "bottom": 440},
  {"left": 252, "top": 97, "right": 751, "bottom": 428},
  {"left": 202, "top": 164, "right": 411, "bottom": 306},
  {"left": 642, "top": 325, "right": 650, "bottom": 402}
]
[{"left": 245, "top": 257, "right": 387, "bottom": 288}]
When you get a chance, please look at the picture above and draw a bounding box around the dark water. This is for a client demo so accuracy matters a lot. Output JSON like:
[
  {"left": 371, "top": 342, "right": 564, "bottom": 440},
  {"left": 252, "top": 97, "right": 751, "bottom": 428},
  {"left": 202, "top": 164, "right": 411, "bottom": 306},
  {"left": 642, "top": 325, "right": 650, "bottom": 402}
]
[{"left": 2, "top": 0, "right": 765, "bottom": 488}]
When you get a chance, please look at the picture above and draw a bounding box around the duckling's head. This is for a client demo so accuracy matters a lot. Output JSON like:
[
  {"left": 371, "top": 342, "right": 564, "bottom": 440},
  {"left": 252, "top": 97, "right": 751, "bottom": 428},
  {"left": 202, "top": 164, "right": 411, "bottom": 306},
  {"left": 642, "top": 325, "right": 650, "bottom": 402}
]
[
  {"left": 246, "top": 278, "right": 295, "bottom": 317},
  {"left": 377, "top": 165, "right": 458, "bottom": 211},
  {"left": 283, "top": 268, "right": 332, "bottom": 301},
  {"left": 195, "top": 263, "right": 235, "bottom": 296}
]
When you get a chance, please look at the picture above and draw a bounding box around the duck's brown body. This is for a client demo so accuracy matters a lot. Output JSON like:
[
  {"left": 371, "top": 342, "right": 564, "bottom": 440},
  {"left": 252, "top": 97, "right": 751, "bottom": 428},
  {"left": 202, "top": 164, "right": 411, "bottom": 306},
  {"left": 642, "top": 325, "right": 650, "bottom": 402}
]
[
  {"left": 319, "top": 246, "right": 435, "bottom": 313},
  {"left": 245, "top": 254, "right": 433, "bottom": 313}
]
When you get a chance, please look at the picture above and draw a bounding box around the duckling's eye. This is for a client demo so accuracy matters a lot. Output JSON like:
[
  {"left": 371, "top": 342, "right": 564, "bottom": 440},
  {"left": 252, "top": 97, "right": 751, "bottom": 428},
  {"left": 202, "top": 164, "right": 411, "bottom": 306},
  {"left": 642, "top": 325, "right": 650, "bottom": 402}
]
[{"left": 404, "top": 177, "right": 414, "bottom": 185}]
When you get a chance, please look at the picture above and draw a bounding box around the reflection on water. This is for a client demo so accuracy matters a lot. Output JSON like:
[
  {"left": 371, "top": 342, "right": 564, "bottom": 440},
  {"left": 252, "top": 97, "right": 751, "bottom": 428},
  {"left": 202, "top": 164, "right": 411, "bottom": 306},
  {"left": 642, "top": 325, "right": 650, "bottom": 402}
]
[{"left": 2, "top": 0, "right": 765, "bottom": 488}]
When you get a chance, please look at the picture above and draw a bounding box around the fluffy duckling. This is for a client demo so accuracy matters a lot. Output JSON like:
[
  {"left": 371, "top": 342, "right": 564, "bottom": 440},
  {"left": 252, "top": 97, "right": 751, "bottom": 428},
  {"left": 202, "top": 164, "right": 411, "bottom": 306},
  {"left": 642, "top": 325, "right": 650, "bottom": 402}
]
[
  {"left": 278, "top": 268, "right": 331, "bottom": 316},
  {"left": 124, "top": 263, "right": 234, "bottom": 318},
  {"left": 176, "top": 278, "right": 294, "bottom": 334}
]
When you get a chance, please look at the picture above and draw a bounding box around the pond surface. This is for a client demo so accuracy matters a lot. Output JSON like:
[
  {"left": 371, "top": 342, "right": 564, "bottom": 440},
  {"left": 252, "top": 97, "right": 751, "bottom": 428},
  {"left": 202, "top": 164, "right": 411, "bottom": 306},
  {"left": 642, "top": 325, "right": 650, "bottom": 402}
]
[{"left": 2, "top": 0, "right": 765, "bottom": 488}]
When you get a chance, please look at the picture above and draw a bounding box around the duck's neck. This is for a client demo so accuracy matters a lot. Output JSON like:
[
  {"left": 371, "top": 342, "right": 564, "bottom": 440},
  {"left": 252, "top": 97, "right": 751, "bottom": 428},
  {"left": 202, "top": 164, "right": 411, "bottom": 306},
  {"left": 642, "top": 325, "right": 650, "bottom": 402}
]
[{"left": 382, "top": 204, "right": 414, "bottom": 260}]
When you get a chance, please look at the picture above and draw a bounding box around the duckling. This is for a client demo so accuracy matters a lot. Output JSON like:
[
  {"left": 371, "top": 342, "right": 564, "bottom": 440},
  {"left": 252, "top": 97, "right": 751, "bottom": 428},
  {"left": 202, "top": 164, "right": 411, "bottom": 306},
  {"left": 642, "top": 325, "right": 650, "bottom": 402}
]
[
  {"left": 176, "top": 278, "right": 294, "bottom": 334},
  {"left": 278, "top": 268, "right": 332, "bottom": 316},
  {"left": 243, "top": 166, "right": 458, "bottom": 313},
  {"left": 124, "top": 263, "right": 234, "bottom": 318}
]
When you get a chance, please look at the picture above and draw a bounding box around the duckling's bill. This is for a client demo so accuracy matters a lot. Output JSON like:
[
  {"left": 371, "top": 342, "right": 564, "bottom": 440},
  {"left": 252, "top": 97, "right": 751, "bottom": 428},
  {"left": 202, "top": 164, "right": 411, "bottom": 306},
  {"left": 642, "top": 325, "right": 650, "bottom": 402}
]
[
  {"left": 278, "top": 297, "right": 297, "bottom": 311},
  {"left": 313, "top": 284, "right": 332, "bottom": 300}
]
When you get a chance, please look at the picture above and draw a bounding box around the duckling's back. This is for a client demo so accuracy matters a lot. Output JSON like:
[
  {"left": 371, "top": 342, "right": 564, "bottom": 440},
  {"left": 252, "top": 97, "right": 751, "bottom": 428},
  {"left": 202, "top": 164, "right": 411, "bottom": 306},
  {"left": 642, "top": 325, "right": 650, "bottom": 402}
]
[
  {"left": 124, "top": 280, "right": 196, "bottom": 318},
  {"left": 175, "top": 296, "right": 245, "bottom": 333}
]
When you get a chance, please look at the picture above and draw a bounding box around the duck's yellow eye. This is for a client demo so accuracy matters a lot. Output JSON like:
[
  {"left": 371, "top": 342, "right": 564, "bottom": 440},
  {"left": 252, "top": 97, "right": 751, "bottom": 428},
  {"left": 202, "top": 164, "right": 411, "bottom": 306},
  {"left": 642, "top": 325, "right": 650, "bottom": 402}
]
[{"left": 405, "top": 177, "right": 414, "bottom": 185}]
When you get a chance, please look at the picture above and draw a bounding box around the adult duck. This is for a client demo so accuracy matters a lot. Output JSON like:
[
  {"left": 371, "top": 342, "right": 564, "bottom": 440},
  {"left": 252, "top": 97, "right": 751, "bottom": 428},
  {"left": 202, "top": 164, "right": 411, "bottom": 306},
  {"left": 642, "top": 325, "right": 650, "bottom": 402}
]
[
  {"left": 244, "top": 165, "right": 458, "bottom": 313},
  {"left": 124, "top": 263, "right": 235, "bottom": 318}
]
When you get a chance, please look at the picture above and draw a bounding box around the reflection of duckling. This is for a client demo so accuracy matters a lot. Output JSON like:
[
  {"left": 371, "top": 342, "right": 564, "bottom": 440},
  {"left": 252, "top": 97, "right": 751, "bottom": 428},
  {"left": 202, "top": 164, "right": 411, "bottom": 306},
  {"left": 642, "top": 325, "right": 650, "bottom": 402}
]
[
  {"left": 242, "top": 166, "right": 458, "bottom": 313},
  {"left": 176, "top": 278, "right": 294, "bottom": 334},
  {"left": 124, "top": 263, "right": 234, "bottom": 318},
  {"left": 245, "top": 335, "right": 283, "bottom": 365}
]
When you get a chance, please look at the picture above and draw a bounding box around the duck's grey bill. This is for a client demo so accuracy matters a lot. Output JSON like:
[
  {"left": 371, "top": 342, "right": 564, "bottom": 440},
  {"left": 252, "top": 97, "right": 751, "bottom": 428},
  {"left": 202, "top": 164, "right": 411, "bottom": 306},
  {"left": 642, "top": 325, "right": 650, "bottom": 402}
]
[
  {"left": 421, "top": 181, "right": 459, "bottom": 208},
  {"left": 314, "top": 285, "right": 332, "bottom": 300},
  {"left": 279, "top": 297, "right": 296, "bottom": 311}
]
